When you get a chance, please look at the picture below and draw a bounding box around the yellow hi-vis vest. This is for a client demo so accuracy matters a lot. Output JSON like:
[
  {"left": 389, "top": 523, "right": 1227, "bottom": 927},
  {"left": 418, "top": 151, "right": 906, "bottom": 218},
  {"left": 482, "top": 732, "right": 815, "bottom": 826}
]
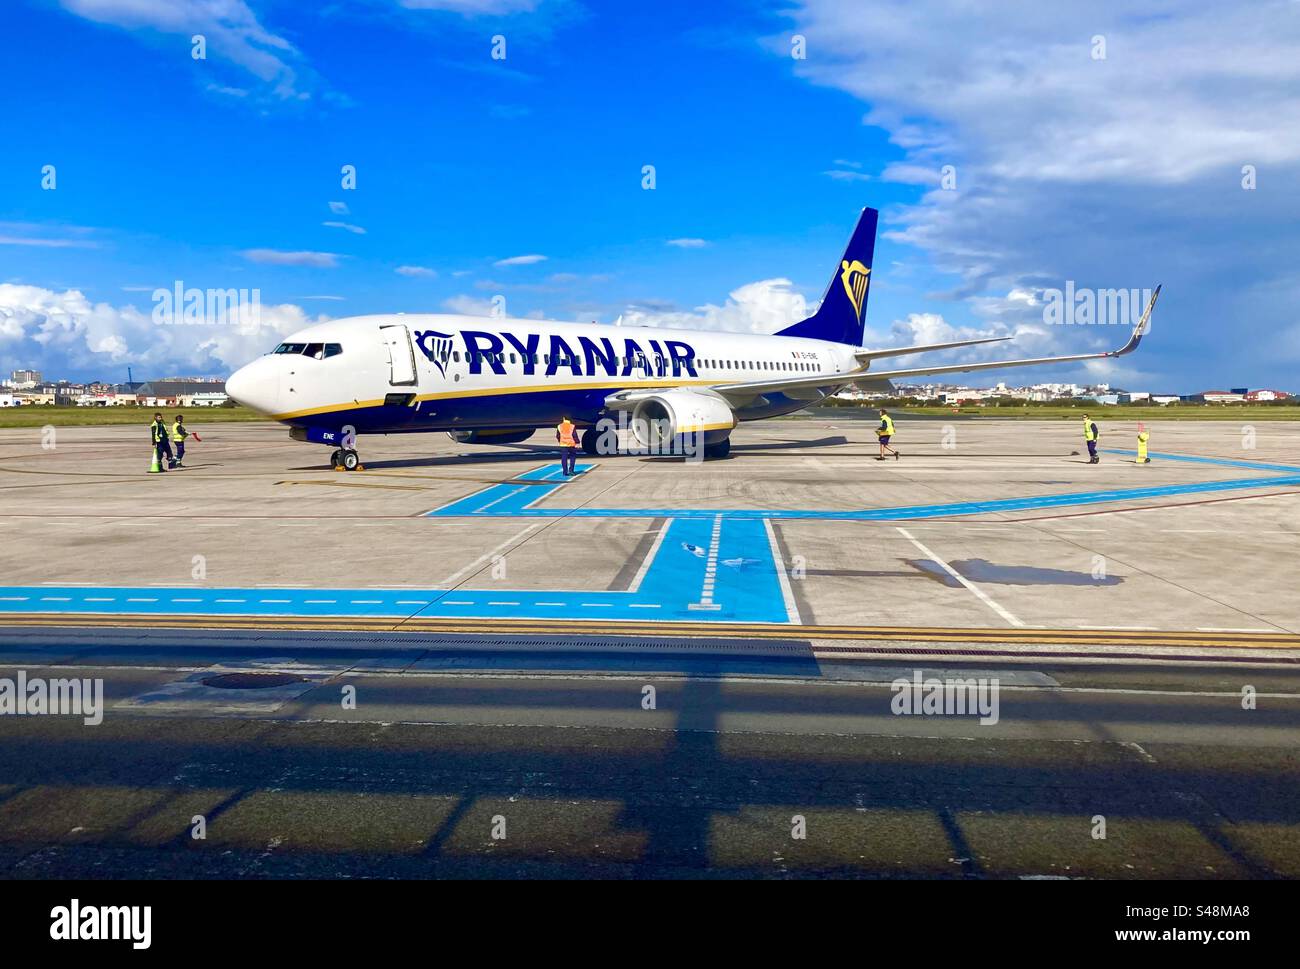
[
  {"left": 557, "top": 421, "right": 577, "bottom": 447},
  {"left": 1083, "top": 418, "right": 1097, "bottom": 441},
  {"left": 171, "top": 421, "right": 187, "bottom": 442},
  {"left": 879, "top": 415, "right": 895, "bottom": 437}
]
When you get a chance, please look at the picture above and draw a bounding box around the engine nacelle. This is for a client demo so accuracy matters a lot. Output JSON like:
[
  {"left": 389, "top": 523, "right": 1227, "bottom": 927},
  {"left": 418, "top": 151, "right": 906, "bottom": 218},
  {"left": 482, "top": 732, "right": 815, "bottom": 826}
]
[
  {"left": 447, "top": 428, "right": 535, "bottom": 445},
  {"left": 629, "top": 390, "right": 736, "bottom": 452}
]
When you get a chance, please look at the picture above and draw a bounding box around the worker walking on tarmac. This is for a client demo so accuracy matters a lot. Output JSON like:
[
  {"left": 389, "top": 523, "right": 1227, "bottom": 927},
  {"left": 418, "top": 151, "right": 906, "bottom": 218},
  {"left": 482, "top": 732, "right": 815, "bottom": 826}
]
[
  {"left": 875, "top": 408, "right": 900, "bottom": 460},
  {"left": 1082, "top": 412, "right": 1100, "bottom": 464},
  {"left": 556, "top": 416, "right": 579, "bottom": 476},
  {"left": 170, "top": 414, "right": 189, "bottom": 468},
  {"left": 1136, "top": 422, "right": 1151, "bottom": 464},
  {"left": 149, "top": 412, "right": 173, "bottom": 473}
]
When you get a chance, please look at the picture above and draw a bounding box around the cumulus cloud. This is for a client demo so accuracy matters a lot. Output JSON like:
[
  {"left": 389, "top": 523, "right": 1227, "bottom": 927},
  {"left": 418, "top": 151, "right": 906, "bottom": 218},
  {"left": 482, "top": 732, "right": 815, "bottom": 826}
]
[
  {"left": 620, "top": 279, "right": 811, "bottom": 335},
  {"left": 778, "top": 0, "right": 1300, "bottom": 386},
  {"left": 395, "top": 265, "right": 438, "bottom": 277},
  {"left": 0, "top": 283, "right": 326, "bottom": 378},
  {"left": 442, "top": 294, "right": 499, "bottom": 316}
]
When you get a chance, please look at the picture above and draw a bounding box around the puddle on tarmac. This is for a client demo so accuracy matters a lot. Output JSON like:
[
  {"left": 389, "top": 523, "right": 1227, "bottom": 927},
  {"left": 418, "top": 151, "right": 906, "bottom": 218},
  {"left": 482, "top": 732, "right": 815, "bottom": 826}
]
[{"left": 908, "top": 558, "right": 1123, "bottom": 587}]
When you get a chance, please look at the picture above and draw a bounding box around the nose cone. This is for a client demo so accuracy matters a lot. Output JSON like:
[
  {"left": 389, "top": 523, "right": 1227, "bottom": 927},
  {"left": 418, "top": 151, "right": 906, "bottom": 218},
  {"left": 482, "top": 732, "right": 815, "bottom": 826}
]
[{"left": 225, "top": 357, "right": 280, "bottom": 415}]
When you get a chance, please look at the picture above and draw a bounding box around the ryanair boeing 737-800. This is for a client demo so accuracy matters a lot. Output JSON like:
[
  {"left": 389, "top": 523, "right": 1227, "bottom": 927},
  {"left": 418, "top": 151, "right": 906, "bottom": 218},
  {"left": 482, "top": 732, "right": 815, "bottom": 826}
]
[{"left": 224, "top": 208, "right": 1159, "bottom": 469}]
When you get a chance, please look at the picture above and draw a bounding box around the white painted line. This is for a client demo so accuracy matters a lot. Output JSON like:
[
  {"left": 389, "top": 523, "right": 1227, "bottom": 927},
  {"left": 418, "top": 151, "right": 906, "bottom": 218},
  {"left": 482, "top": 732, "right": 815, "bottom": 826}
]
[
  {"left": 260, "top": 599, "right": 291, "bottom": 604},
  {"left": 896, "top": 527, "right": 1024, "bottom": 627},
  {"left": 40, "top": 597, "right": 71, "bottom": 602},
  {"left": 84, "top": 597, "right": 114, "bottom": 603},
  {"left": 629, "top": 603, "right": 661, "bottom": 609},
  {"left": 305, "top": 599, "right": 337, "bottom": 604},
  {"left": 488, "top": 601, "right": 520, "bottom": 606},
  {"left": 350, "top": 599, "right": 382, "bottom": 604},
  {"left": 443, "top": 600, "right": 474, "bottom": 605},
  {"left": 628, "top": 518, "right": 671, "bottom": 593},
  {"left": 439, "top": 521, "right": 544, "bottom": 587},
  {"left": 125, "top": 597, "right": 158, "bottom": 603},
  {"left": 535, "top": 601, "right": 565, "bottom": 607},
  {"left": 215, "top": 598, "right": 246, "bottom": 604},
  {"left": 581, "top": 603, "right": 613, "bottom": 608},
  {"left": 0, "top": 597, "right": 29, "bottom": 601},
  {"left": 762, "top": 519, "right": 802, "bottom": 624},
  {"left": 395, "top": 600, "right": 429, "bottom": 605},
  {"left": 171, "top": 598, "right": 201, "bottom": 603}
]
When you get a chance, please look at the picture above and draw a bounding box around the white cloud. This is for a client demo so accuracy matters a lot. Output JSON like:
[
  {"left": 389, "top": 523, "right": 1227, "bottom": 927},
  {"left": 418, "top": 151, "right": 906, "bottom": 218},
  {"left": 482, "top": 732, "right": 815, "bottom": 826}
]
[
  {"left": 493, "top": 253, "right": 547, "bottom": 266},
  {"left": 241, "top": 249, "right": 340, "bottom": 267},
  {"left": 0, "top": 283, "right": 326, "bottom": 378},
  {"left": 666, "top": 238, "right": 709, "bottom": 249},
  {"left": 322, "top": 221, "right": 366, "bottom": 235},
  {"left": 621, "top": 279, "right": 811, "bottom": 334},
  {"left": 396, "top": 265, "right": 438, "bottom": 277},
  {"left": 879, "top": 163, "right": 941, "bottom": 185},
  {"left": 328, "top": 201, "right": 350, "bottom": 215},
  {"left": 822, "top": 170, "right": 871, "bottom": 182},
  {"left": 442, "top": 294, "right": 498, "bottom": 315},
  {"left": 398, "top": 0, "right": 542, "bottom": 13},
  {"left": 61, "top": 0, "right": 306, "bottom": 99}
]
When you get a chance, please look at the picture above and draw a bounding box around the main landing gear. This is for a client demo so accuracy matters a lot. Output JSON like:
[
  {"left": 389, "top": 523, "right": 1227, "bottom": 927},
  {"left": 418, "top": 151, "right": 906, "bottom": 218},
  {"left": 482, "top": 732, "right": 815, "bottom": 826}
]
[{"left": 330, "top": 448, "right": 362, "bottom": 471}]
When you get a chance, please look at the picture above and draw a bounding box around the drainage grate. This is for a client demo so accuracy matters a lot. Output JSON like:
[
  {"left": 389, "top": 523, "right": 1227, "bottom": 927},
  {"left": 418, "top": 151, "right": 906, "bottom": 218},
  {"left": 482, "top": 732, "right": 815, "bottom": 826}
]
[{"left": 201, "top": 671, "right": 308, "bottom": 689}]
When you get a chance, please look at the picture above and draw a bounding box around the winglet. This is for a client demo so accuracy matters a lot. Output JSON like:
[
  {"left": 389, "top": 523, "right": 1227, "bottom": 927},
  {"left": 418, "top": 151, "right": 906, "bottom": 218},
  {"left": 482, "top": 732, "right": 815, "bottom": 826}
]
[{"left": 1107, "top": 284, "right": 1160, "bottom": 358}]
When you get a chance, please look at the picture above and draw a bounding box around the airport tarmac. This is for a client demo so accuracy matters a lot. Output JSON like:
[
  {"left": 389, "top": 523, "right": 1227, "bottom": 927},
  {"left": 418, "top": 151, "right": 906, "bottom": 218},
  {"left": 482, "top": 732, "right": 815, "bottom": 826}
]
[
  {"left": 2, "top": 416, "right": 1298, "bottom": 878},
  {"left": 2, "top": 417, "right": 1300, "bottom": 645}
]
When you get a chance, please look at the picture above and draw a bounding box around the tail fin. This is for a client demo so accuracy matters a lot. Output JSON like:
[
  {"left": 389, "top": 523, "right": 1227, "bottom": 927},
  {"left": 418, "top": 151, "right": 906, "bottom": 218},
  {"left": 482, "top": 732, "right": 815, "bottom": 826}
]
[{"left": 776, "top": 206, "right": 878, "bottom": 345}]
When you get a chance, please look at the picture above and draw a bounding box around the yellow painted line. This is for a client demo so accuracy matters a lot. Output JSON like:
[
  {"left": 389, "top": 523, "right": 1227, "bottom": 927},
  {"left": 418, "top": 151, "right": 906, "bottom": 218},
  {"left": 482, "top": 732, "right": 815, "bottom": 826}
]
[{"left": 2, "top": 613, "right": 1298, "bottom": 650}]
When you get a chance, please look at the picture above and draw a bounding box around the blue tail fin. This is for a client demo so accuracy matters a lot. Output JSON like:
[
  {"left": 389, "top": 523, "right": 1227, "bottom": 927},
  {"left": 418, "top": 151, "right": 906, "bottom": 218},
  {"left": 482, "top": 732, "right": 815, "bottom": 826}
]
[{"left": 776, "top": 207, "right": 878, "bottom": 345}]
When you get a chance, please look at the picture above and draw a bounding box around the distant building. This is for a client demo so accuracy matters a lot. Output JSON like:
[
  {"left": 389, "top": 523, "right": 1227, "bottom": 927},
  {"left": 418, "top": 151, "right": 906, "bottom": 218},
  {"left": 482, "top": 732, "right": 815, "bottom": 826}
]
[
  {"left": 1245, "top": 389, "right": 1291, "bottom": 402},
  {"left": 133, "top": 379, "right": 228, "bottom": 407},
  {"left": 10, "top": 369, "right": 40, "bottom": 388},
  {"left": 1193, "top": 390, "right": 1246, "bottom": 403}
]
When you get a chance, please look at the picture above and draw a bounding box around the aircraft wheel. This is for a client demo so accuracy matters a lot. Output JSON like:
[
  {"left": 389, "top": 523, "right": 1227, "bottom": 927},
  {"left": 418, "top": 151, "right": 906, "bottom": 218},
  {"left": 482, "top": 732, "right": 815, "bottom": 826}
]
[
  {"left": 703, "top": 438, "right": 731, "bottom": 460},
  {"left": 329, "top": 449, "right": 342, "bottom": 468},
  {"left": 581, "top": 427, "right": 602, "bottom": 455},
  {"left": 341, "top": 449, "right": 360, "bottom": 471}
]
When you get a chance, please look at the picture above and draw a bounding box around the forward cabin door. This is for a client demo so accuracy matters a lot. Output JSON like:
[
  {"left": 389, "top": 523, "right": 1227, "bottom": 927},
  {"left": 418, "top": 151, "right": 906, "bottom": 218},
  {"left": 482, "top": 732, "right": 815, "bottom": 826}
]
[{"left": 381, "top": 323, "right": 418, "bottom": 386}]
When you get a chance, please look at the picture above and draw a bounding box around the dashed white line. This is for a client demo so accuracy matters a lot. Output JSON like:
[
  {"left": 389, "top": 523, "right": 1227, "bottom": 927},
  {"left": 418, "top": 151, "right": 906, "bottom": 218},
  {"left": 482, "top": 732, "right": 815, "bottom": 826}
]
[
  {"left": 125, "top": 597, "right": 158, "bottom": 603},
  {"left": 39, "top": 597, "right": 71, "bottom": 602}
]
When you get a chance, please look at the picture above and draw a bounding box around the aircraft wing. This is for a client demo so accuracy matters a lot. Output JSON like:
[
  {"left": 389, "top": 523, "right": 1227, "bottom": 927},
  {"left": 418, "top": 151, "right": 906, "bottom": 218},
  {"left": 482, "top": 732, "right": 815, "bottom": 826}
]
[
  {"left": 854, "top": 335, "right": 1010, "bottom": 363},
  {"left": 710, "top": 285, "right": 1159, "bottom": 403}
]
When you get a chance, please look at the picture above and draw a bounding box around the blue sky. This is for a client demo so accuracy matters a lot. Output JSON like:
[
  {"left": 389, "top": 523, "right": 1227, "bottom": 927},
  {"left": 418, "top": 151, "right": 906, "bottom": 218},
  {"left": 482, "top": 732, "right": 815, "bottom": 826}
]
[{"left": 2, "top": 0, "right": 1298, "bottom": 391}]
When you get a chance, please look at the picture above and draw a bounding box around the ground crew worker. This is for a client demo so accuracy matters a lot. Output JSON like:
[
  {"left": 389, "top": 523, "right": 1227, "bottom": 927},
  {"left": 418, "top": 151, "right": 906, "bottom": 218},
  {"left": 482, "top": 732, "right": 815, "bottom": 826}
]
[
  {"left": 149, "top": 412, "right": 173, "bottom": 473},
  {"left": 556, "top": 416, "right": 579, "bottom": 476},
  {"left": 1136, "top": 423, "right": 1150, "bottom": 464},
  {"left": 1082, "top": 412, "right": 1100, "bottom": 463},
  {"left": 170, "top": 414, "right": 188, "bottom": 468},
  {"left": 875, "top": 408, "right": 900, "bottom": 460}
]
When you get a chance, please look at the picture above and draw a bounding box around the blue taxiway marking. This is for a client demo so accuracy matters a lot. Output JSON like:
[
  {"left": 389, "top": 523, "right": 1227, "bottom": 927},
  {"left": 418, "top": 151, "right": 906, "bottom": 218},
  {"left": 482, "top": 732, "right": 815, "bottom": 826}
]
[
  {"left": 6, "top": 452, "right": 1297, "bottom": 626},
  {"left": 0, "top": 516, "right": 790, "bottom": 624},
  {"left": 423, "top": 454, "right": 1300, "bottom": 522}
]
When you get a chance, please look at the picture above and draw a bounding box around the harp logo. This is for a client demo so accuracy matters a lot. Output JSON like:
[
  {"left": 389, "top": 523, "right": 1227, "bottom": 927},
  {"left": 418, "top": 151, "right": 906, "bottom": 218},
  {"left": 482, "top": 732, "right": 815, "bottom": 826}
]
[
  {"left": 414, "top": 330, "right": 456, "bottom": 377},
  {"left": 839, "top": 260, "right": 871, "bottom": 322}
]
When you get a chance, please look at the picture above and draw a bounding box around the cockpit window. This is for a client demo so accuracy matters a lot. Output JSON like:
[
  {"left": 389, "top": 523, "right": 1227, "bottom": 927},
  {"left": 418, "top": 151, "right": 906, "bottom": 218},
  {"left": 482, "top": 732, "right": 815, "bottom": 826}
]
[
  {"left": 323, "top": 343, "right": 342, "bottom": 358},
  {"left": 303, "top": 343, "right": 325, "bottom": 359},
  {"left": 273, "top": 342, "right": 307, "bottom": 354}
]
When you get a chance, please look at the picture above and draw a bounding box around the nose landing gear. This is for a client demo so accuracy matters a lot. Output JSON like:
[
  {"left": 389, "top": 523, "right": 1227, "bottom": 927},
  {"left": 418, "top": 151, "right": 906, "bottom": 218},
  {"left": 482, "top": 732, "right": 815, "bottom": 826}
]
[{"left": 330, "top": 448, "right": 362, "bottom": 471}]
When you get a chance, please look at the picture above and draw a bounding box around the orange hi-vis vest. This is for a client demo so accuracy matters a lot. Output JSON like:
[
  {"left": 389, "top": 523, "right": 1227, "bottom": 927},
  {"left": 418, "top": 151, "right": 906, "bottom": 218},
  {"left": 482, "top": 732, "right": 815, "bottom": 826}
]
[{"left": 557, "top": 421, "right": 577, "bottom": 447}]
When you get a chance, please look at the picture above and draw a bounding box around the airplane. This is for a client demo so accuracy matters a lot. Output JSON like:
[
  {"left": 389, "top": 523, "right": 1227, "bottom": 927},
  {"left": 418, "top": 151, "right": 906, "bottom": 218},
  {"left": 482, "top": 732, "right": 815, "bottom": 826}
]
[{"left": 224, "top": 207, "right": 1159, "bottom": 469}]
